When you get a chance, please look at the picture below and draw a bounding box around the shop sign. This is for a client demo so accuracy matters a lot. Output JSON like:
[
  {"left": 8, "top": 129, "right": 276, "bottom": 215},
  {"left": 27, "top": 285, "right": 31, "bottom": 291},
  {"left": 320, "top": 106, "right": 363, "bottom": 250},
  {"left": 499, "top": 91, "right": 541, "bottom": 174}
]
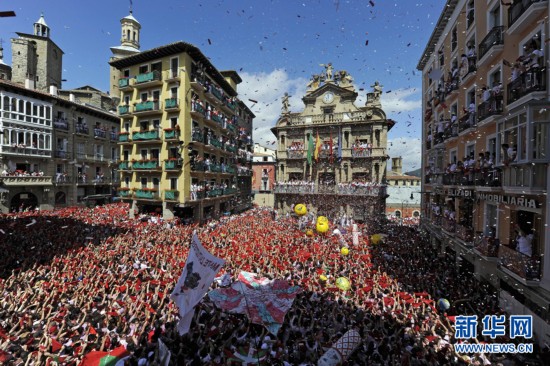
[
  {"left": 446, "top": 188, "right": 474, "bottom": 198},
  {"left": 477, "top": 193, "right": 539, "bottom": 209}
]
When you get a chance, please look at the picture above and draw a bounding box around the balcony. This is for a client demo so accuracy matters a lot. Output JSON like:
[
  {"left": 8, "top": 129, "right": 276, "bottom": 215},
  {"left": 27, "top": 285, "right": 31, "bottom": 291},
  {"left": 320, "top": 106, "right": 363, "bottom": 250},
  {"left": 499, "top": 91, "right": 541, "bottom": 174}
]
[
  {"left": 273, "top": 184, "right": 387, "bottom": 197},
  {"left": 208, "top": 164, "right": 222, "bottom": 173},
  {"left": 508, "top": 0, "right": 547, "bottom": 33},
  {"left": 94, "top": 128, "right": 107, "bottom": 139},
  {"left": 441, "top": 218, "right": 456, "bottom": 233},
  {"left": 206, "top": 188, "right": 224, "bottom": 198},
  {"left": 226, "top": 123, "right": 237, "bottom": 134},
  {"left": 165, "top": 98, "right": 179, "bottom": 110},
  {"left": 118, "top": 133, "right": 130, "bottom": 143},
  {"left": 208, "top": 138, "right": 223, "bottom": 150},
  {"left": 164, "top": 190, "right": 179, "bottom": 201},
  {"left": 287, "top": 150, "right": 304, "bottom": 159},
  {"left": 501, "top": 163, "right": 547, "bottom": 190},
  {"left": 164, "top": 129, "right": 180, "bottom": 141},
  {"left": 507, "top": 69, "right": 546, "bottom": 106},
  {"left": 224, "top": 165, "right": 236, "bottom": 174},
  {"left": 223, "top": 187, "right": 238, "bottom": 195},
  {"left": 118, "top": 189, "right": 131, "bottom": 198},
  {"left": 461, "top": 56, "right": 477, "bottom": 81},
  {"left": 225, "top": 144, "right": 237, "bottom": 153},
  {"left": 118, "top": 105, "right": 130, "bottom": 115},
  {"left": 477, "top": 95, "right": 504, "bottom": 123},
  {"left": 0, "top": 175, "right": 53, "bottom": 186},
  {"left": 75, "top": 124, "right": 89, "bottom": 135},
  {"left": 458, "top": 113, "right": 476, "bottom": 134},
  {"left": 54, "top": 150, "right": 69, "bottom": 159},
  {"left": 456, "top": 224, "right": 474, "bottom": 243},
  {"left": 135, "top": 189, "right": 159, "bottom": 200},
  {"left": 118, "top": 161, "right": 130, "bottom": 170},
  {"left": 53, "top": 118, "right": 69, "bottom": 130},
  {"left": 134, "top": 101, "right": 161, "bottom": 115},
  {"left": 132, "top": 160, "right": 160, "bottom": 170},
  {"left": 208, "top": 85, "right": 225, "bottom": 103},
  {"left": 134, "top": 70, "right": 162, "bottom": 87},
  {"left": 351, "top": 147, "right": 372, "bottom": 158},
  {"left": 132, "top": 130, "right": 160, "bottom": 142},
  {"left": 110, "top": 132, "right": 118, "bottom": 141},
  {"left": 474, "top": 236, "right": 499, "bottom": 258},
  {"left": 165, "top": 69, "right": 180, "bottom": 81},
  {"left": 191, "top": 161, "right": 207, "bottom": 172},
  {"left": 164, "top": 159, "right": 182, "bottom": 170},
  {"left": 192, "top": 131, "right": 205, "bottom": 143},
  {"left": 499, "top": 245, "right": 541, "bottom": 281},
  {"left": 118, "top": 77, "right": 132, "bottom": 90},
  {"left": 477, "top": 26, "right": 504, "bottom": 63},
  {"left": 191, "top": 102, "right": 206, "bottom": 118}
]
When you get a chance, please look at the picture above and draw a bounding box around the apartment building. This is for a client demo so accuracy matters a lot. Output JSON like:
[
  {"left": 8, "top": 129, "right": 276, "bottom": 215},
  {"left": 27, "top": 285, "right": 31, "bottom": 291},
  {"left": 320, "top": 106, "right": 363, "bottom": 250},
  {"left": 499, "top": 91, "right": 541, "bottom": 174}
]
[
  {"left": 418, "top": 0, "right": 550, "bottom": 344},
  {"left": 252, "top": 143, "right": 276, "bottom": 207},
  {"left": 109, "top": 12, "right": 254, "bottom": 221}
]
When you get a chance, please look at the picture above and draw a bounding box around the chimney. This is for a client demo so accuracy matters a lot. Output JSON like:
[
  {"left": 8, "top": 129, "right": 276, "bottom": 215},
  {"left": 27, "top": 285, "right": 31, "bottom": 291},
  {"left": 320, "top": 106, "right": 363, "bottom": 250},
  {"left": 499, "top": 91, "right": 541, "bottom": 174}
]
[
  {"left": 69, "top": 93, "right": 75, "bottom": 102},
  {"left": 25, "top": 78, "right": 36, "bottom": 89},
  {"left": 49, "top": 85, "right": 58, "bottom": 96},
  {"left": 391, "top": 156, "right": 403, "bottom": 175}
]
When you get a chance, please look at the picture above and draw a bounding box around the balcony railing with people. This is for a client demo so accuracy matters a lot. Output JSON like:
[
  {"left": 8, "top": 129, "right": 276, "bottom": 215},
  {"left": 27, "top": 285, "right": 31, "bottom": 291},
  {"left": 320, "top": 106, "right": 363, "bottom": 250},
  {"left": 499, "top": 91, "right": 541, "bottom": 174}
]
[
  {"left": 474, "top": 236, "right": 499, "bottom": 257},
  {"left": 164, "top": 159, "right": 182, "bottom": 170},
  {"left": 163, "top": 128, "right": 180, "bottom": 140},
  {"left": 477, "top": 95, "right": 504, "bottom": 122},
  {"left": 192, "top": 130, "right": 205, "bottom": 143},
  {"left": 287, "top": 149, "right": 304, "bottom": 159},
  {"left": 507, "top": 68, "right": 546, "bottom": 104},
  {"left": 437, "top": 167, "right": 502, "bottom": 187},
  {"left": 273, "top": 182, "right": 386, "bottom": 197},
  {"left": 441, "top": 218, "right": 456, "bottom": 233},
  {"left": 53, "top": 118, "right": 69, "bottom": 130},
  {"left": 508, "top": 0, "right": 546, "bottom": 28},
  {"left": 94, "top": 128, "right": 107, "bottom": 139},
  {"left": 478, "top": 26, "right": 504, "bottom": 61},
  {"left": 458, "top": 113, "right": 476, "bottom": 133},
  {"left": 75, "top": 124, "right": 89, "bottom": 135},
  {"left": 456, "top": 223, "right": 474, "bottom": 243},
  {"left": 134, "top": 100, "right": 161, "bottom": 113},
  {"left": 498, "top": 244, "right": 541, "bottom": 281}
]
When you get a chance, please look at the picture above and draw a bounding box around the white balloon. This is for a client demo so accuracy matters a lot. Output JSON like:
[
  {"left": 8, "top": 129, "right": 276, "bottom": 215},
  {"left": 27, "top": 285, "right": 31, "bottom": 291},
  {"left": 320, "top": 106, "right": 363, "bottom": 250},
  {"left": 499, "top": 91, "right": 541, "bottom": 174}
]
[{"left": 333, "top": 228, "right": 341, "bottom": 235}]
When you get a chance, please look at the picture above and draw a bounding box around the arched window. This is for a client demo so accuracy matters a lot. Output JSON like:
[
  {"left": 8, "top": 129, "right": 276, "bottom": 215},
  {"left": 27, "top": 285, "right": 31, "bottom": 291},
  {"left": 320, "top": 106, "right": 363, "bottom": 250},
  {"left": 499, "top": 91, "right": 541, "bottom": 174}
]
[
  {"left": 413, "top": 211, "right": 420, "bottom": 217},
  {"left": 127, "top": 29, "right": 130, "bottom": 41},
  {"left": 133, "top": 31, "right": 136, "bottom": 41},
  {"left": 395, "top": 210, "right": 402, "bottom": 218}
]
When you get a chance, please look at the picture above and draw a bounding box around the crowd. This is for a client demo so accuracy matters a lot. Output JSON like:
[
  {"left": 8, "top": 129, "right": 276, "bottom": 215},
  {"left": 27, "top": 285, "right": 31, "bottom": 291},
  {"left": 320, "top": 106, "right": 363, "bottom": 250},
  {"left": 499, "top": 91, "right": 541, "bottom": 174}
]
[{"left": 0, "top": 204, "right": 547, "bottom": 365}]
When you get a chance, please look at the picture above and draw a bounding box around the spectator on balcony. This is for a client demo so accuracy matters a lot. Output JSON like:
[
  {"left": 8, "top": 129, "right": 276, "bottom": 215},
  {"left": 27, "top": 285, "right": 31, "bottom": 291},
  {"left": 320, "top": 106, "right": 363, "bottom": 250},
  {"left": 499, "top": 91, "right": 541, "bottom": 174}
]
[
  {"left": 481, "top": 86, "right": 491, "bottom": 103},
  {"left": 511, "top": 62, "right": 522, "bottom": 82},
  {"left": 515, "top": 224, "right": 533, "bottom": 257},
  {"left": 436, "top": 117, "right": 445, "bottom": 141},
  {"left": 459, "top": 54, "right": 468, "bottom": 78}
]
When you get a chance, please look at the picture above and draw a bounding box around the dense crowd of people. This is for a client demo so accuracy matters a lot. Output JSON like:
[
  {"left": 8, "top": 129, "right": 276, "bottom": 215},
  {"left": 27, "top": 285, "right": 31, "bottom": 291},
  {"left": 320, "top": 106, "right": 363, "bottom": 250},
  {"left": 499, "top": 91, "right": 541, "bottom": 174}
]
[{"left": 0, "top": 204, "right": 547, "bottom": 365}]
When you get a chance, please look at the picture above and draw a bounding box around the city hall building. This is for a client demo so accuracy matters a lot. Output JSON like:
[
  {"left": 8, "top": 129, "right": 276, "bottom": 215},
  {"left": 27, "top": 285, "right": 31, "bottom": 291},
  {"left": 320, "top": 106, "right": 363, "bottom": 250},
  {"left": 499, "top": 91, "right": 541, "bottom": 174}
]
[
  {"left": 418, "top": 0, "right": 550, "bottom": 344},
  {"left": 271, "top": 66, "right": 393, "bottom": 222}
]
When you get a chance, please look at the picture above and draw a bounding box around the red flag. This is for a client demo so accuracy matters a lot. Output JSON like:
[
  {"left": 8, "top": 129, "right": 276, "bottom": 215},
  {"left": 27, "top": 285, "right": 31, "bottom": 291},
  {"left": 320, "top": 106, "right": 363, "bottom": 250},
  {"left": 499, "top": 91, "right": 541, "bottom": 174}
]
[
  {"left": 89, "top": 326, "right": 97, "bottom": 335},
  {"left": 51, "top": 339, "right": 63, "bottom": 353}
]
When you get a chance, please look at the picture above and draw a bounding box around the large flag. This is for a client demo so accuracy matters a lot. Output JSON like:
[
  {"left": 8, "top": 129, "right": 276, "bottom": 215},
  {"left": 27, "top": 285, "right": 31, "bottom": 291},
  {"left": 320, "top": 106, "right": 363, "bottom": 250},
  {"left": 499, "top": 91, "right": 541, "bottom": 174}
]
[
  {"left": 314, "top": 131, "right": 322, "bottom": 161},
  {"left": 224, "top": 344, "right": 268, "bottom": 365},
  {"left": 79, "top": 346, "right": 130, "bottom": 366},
  {"left": 307, "top": 133, "right": 314, "bottom": 165},
  {"left": 329, "top": 130, "right": 334, "bottom": 164},
  {"left": 337, "top": 126, "right": 343, "bottom": 163},
  {"left": 157, "top": 339, "right": 171, "bottom": 366},
  {"left": 208, "top": 271, "right": 302, "bottom": 335},
  {"left": 170, "top": 232, "right": 225, "bottom": 335}
]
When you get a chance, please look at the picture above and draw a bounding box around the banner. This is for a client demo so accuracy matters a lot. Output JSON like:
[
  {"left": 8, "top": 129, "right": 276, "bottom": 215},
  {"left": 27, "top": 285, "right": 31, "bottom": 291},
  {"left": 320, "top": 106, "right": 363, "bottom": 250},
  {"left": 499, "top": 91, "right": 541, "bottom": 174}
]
[
  {"left": 209, "top": 271, "right": 301, "bottom": 335},
  {"left": 170, "top": 232, "right": 225, "bottom": 335}
]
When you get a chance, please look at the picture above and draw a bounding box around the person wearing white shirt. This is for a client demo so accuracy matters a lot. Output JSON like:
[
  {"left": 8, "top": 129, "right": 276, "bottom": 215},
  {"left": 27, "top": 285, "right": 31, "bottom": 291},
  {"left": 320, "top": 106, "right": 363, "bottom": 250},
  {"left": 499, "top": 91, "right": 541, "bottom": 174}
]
[{"left": 515, "top": 225, "right": 533, "bottom": 257}]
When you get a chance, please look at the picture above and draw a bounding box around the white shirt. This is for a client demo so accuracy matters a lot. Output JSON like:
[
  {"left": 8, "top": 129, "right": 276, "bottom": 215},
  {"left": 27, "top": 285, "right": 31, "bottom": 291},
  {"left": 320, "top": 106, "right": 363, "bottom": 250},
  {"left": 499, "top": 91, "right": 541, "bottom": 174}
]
[{"left": 517, "top": 234, "right": 533, "bottom": 257}]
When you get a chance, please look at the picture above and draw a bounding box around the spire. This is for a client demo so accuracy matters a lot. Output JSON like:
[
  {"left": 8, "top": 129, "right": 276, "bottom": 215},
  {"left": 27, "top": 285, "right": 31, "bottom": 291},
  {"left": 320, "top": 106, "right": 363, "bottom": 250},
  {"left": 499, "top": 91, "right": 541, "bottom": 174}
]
[
  {"left": 34, "top": 13, "right": 50, "bottom": 38},
  {"left": 120, "top": 9, "right": 141, "bottom": 51}
]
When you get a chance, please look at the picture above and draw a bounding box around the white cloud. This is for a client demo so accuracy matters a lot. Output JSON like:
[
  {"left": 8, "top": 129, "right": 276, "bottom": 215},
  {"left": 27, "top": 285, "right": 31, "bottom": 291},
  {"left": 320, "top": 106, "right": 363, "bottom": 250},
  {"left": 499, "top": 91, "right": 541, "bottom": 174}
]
[
  {"left": 381, "top": 88, "right": 422, "bottom": 114},
  {"left": 388, "top": 136, "right": 422, "bottom": 173},
  {"left": 239, "top": 69, "right": 308, "bottom": 146}
]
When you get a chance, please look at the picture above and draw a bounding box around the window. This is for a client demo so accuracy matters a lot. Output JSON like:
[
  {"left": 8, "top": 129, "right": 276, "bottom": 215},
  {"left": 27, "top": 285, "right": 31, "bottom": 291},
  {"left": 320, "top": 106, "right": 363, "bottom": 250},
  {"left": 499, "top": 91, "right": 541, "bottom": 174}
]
[
  {"left": 123, "top": 69, "right": 130, "bottom": 77},
  {"left": 395, "top": 210, "right": 402, "bottom": 218},
  {"left": 153, "top": 178, "right": 160, "bottom": 190},
  {"left": 485, "top": 203, "right": 498, "bottom": 236},
  {"left": 532, "top": 110, "right": 548, "bottom": 160},
  {"left": 141, "top": 177, "right": 148, "bottom": 188},
  {"left": 465, "top": 143, "right": 475, "bottom": 160},
  {"left": 451, "top": 27, "right": 457, "bottom": 51},
  {"left": 413, "top": 211, "right": 420, "bottom": 217},
  {"left": 489, "top": 67, "right": 501, "bottom": 88},
  {"left": 139, "top": 65, "right": 148, "bottom": 74},
  {"left": 124, "top": 95, "right": 130, "bottom": 105},
  {"left": 151, "top": 62, "right": 162, "bottom": 73},
  {"left": 450, "top": 149, "right": 457, "bottom": 164},
  {"left": 489, "top": 4, "right": 501, "bottom": 28},
  {"left": 263, "top": 157, "right": 268, "bottom": 162},
  {"left": 152, "top": 119, "right": 160, "bottom": 129},
  {"left": 140, "top": 120, "right": 149, "bottom": 131},
  {"left": 170, "top": 87, "right": 178, "bottom": 99},
  {"left": 170, "top": 117, "right": 178, "bottom": 129},
  {"left": 141, "top": 149, "right": 148, "bottom": 160},
  {"left": 467, "top": 0, "right": 475, "bottom": 29},
  {"left": 140, "top": 92, "right": 148, "bottom": 102},
  {"left": 497, "top": 113, "right": 526, "bottom": 164},
  {"left": 151, "top": 149, "right": 160, "bottom": 160},
  {"left": 170, "top": 178, "right": 177, "bottom": 190},
  {"left": 170, "top": 57, "right": 179, "bottom": 75}
]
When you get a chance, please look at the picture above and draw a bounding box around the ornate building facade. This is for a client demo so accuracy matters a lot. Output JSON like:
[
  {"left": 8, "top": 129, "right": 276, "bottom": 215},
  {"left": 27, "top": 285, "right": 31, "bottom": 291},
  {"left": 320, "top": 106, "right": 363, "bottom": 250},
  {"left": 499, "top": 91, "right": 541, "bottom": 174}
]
[
  {"left": 0, "top": 15, "right": 119, "bottom": 213},
  {"left": 108, "top": 12, "right": 254, "bottom": 221},
  {"left": 272, "top": 65, "right": 393, "bottom": 221},
  {"left": 418, "top": 0, "right": 550, "bottom": 344}
]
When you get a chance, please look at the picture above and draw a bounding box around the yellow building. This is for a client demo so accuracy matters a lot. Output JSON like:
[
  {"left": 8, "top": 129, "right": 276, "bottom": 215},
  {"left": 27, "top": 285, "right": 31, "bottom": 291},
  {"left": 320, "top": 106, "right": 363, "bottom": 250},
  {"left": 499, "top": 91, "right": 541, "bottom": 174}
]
[
  {"left": 109, "top": 12, "right": 254, "bottom": 221},
  {"left": 272, "top": 66, "right": 393, "bottom": 221},
  {"left": 418, "top": 0, "right": 550, "bottom": 344}
]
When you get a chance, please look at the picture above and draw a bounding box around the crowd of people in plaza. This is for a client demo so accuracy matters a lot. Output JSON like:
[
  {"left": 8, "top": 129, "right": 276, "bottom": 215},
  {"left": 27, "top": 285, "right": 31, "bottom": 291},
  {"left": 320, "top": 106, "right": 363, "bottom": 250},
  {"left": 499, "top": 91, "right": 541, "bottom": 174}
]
[{"left": 0, "top": 204, "right": 547, "bottom": 365}]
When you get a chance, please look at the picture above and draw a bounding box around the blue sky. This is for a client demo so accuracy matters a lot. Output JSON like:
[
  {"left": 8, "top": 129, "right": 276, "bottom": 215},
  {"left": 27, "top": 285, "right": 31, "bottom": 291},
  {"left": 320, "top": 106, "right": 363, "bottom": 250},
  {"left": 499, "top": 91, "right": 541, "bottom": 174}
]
[{"left": 1, "top": 0, "right": 445, "bottom": 172}]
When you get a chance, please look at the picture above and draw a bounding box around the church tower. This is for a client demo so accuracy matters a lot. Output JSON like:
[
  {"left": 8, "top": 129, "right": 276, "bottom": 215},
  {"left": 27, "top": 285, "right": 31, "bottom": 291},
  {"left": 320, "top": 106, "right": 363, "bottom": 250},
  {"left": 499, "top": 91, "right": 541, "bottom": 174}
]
[
  {"left": 10, "top": 13, "right": 64, "bottom": 92},
  {"left": 109, "top": 10, "right": 141, "bottom": 98}
]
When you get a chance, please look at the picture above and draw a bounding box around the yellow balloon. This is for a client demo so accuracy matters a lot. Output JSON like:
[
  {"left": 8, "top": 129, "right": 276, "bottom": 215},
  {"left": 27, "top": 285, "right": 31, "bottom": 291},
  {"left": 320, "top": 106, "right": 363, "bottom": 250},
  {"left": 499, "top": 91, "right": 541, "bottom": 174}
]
[
  {"left": 306, "top": 229, "right": 314, "bottom": 237},
  {"left": 319, "top": 275, "right": 327, "bottom": 282},
  {"left": 316, "top": 221, "right": 329, "bottom": 233},
  {"left": 294, "top": 204, "right": 307, "bottom": 216},
  {"left": 340, "top": 247, "right": 349, "bottom": 256},
  {"left": 336, "top": 277, "right": 351, "bottom": 291},
  {"left": 317, "top": 216, "right": 328, "bottom": 224},
  {"left": 371, "top": 234, "right": 382, "bottom": 245}
]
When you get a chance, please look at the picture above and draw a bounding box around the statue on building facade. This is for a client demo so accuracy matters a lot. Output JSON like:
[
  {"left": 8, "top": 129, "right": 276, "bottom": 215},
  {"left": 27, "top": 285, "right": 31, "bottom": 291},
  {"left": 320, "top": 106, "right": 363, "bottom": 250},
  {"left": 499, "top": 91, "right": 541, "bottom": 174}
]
[
  {"left": 281, "top": 92, "right": 290, "bottom": 115},
  {"left": 320, "top": 63, "right": 334, "bottom": 81}
]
